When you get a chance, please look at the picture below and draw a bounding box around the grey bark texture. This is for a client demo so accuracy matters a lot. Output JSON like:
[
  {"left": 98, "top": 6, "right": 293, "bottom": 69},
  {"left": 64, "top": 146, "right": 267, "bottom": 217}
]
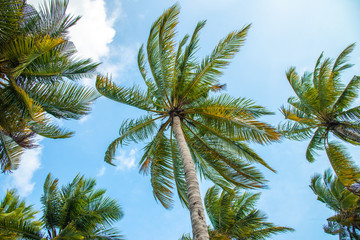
[
  {"left": 334, "top": 125, "right": 360, "bottom": 143},
  {"left": 173, "top": 116, "right": 209, "bottom": 240}
]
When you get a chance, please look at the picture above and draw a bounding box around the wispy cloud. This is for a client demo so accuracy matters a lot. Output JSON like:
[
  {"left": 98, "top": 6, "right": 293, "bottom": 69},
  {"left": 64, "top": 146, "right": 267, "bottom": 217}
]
[
  {"left": 114, "top": 149, "right": 137, "bottom": 171},
  {"left": 99, "top": 44, "right": 138, "bottom": 81},
  {"left": 96, "top": 166, "right": 106, "bottom": 177},
  {"left": 7, "top": 141, "right": 43, "bottom": 197}
]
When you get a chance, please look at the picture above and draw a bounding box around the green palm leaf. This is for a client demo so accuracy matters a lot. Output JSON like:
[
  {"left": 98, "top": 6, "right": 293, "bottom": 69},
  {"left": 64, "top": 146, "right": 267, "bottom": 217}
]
[
  {"left": 0, "top": 131, "right": 25, "bottom": 172},
  {"left": 325, "top": 142, "right": 360, "bottom": 187},
  {"left": 0, "top": 0, "right": 99, "bottom": 172}
]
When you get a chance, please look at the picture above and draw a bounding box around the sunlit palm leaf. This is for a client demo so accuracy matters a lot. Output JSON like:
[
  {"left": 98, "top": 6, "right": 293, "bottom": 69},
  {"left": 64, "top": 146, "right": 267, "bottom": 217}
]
[{"left": 326, "top": 142, "right": 360, "bottom": 187}]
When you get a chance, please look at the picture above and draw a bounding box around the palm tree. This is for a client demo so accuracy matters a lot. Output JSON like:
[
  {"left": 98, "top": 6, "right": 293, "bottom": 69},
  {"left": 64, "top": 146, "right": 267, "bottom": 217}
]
[
  {"left": 96, "top": 4, "right": 279, "bottom": 239},
  {"left": 279, "top": 44, "right": 360, "bottom": 191},
  {"left": 0, "top": 173, "right": 124, "bottom": 239},
  {"left": 180, "top": 186, "right": 293, "bottom": 240},
  {"left": 205, "top": 186, "right": 293, "bottom": 240},
  {"left": 280, "top": 44, "right": 360, "bottom": 160},
  {"left": 0, "top": 0, "right": 99, "bottom": 173},
  {"left": 0, "top": 189, "right": 42, "bottom": 239},
  {"left": 310, "top": 169, "right": 360, "bottom": 240}
]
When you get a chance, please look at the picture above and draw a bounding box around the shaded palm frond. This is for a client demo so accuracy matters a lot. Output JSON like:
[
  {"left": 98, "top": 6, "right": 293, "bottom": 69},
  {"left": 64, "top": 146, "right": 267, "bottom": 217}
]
[{"left": 96, "top": 74, "right": 154, "bottom": 111}]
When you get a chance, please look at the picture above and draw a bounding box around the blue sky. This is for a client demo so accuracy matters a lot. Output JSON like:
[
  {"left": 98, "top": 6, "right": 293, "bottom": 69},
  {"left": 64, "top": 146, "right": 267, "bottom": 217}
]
[{"left": 1, "top": 0, "right": 360, "bottom": 239}]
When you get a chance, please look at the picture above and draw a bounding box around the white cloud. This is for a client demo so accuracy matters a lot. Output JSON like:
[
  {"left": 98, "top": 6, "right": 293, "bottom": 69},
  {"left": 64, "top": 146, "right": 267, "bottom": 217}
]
[
  {"left": 28, "top": 0, "right": 120, "bottom": 62},
  {"left": 114, "top": 148, "right": 137, "bottom": 171},
  {"left": 100, "top": 44, "right": 138, "bottom": 80},
  {"left": 78, "top": 115, "right": 90, "bottom": 124},
  {"left": 96, "top": 165, "right": 106, "bottom": 177},
  {"left": 7, "top": 142, "right": 42, "bottom": 197},
  {"left": 67, "top": 0, "right": 118, "bottom": 61}
]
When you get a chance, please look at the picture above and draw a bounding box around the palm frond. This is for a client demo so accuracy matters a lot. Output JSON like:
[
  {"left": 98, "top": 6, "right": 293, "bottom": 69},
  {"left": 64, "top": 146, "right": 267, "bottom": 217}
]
[
  {"left": 180, "top": 24, "right": 250, "bottom": 103},
  {"left": 184, "top": 123, "right": 266, "bottom": 189},
  {"left": 286, "top": 67, "right": 319, "bottom": 112},
  {"left": 0, "top": 131, "right": 23, "bottom": 172},
  {"left": 138, "top": 118, "right": 171, "bottom": 173},
  {"left": 189, "top": 94, "right": 279, "bottom": 144},
  {"left": 0, "top": 218, "right": 43, "bottom": 240},
  {"left": 25, "top": 80, "right": 98, "bottom": 119},
  {"left": 334, "top": 76, "right": 360, "bottom": 115},
  {"left": 204, "top": 185, "right": 293, "bottom": 240},
  {"left": 338, "top": 106, "right": 360, "bottom": 121},
  {"left": 41, "top": 173, "right": 61, "bottom": 230},
  {"left": 96, "top": 74, "right": 155, "bottom": 111},
  {"left": 6, "top": 35, "right": 65, "bottom": 78},
  {"left": 305, "top": 128, "right": 325, "bottom": 162},
  {"left": 37, "top": 0, "right": 80, "bottom": 37},
  {"left": 104, "top": 115, "right": 159, "bottom": 165},
  {"left": 332, "top": 43, "right": 355, "bottom": 76},
  {"left": 278, "top": 120, "right": 314, "bottom": 141},
  {"left": 326, "top": 142, "right": 360, "bottom": 187},
  {"left": 173, "top": 20, "right": 206, "bottom": 104},
  {"left": 186, "top": 115, "right": 274, "bottom": 171},
  {"left": 150, "top": 135, "right": 174, "bottom": 209},
  {"left": 0, "top": 189, "right": 42, "bottom": 239},
  {"left": 146, "top": 3, "right": 179, "bottom": 100}
]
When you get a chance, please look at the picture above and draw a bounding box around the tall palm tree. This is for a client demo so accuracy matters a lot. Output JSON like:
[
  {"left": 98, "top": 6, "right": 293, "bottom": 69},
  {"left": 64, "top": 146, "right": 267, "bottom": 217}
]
[
  {"left": 0, "top": 174, "right": 124, "bottom": 239},
  {"left": 310, "top": 169, "right": 360, "bottom": 240},
  {"left": 96, "top": 4, "right": 279, "bottom": 239},
  {"left": 279, "top": 44, "right": 360, "bottom": 191},
  {"left": 180, "top": 186, "right": 293, "bottom": 240},
  {"left": 0, "top": 0, "right": 99, "bottom": 172}
]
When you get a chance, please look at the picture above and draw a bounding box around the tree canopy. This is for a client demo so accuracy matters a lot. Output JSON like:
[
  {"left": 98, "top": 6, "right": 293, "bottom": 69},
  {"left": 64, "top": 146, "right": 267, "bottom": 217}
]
[{"left": 0, "top": 0, "right": 99, "bottom": 173}]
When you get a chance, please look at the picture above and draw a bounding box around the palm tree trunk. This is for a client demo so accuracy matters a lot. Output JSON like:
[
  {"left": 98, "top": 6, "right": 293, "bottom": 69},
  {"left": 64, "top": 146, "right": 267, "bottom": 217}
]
[
  {"left": 173, "top": 116, "right": 209, "bottom": 240},
  {"left": 334, "top": 125, "right": 360, "bottom": 143}
]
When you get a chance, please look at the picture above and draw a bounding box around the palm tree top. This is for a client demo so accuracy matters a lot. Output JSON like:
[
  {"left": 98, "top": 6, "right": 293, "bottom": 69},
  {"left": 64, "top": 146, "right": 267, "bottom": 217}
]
[
  {"left": 310, "top": 169, "right": 360, "bottom": 239},
  {"left": 96, "top": 3, "right": 280, "bottom": 209},
  {"left": 97, "top": 4, "right": 276, "bottom": 128},
  {"left": 279, "top": 43, "right": 360, "bottom": 162},
  {"left": 180, "top": 185, "right": 294, "bottom": 240},
  {"left": 0, "top": 173, "right": 124, "bottom": 239},
  {"left": 0, "top": 0, "right": 99, "bottom": 173}
]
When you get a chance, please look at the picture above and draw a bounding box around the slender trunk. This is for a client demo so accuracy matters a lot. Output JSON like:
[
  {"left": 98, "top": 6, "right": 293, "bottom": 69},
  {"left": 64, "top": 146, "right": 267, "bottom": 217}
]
[
  {"left": 173, "top": 116, "right": 209, "bottom": 240},
  {"left": 334, "top": 125, "right": 360, "bottom": 143}
]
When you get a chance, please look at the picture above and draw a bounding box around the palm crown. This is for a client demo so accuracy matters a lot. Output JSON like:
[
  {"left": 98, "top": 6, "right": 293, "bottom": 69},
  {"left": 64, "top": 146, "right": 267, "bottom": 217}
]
[
  {"left": 0, "top": 189, "right": 41, "bottom": 239},
  {"left": 97, "top": 3, "right": 279, "bottom": 209},
  {"left": 205, "top": 186, "right": 293, "bottom": 240},
  {"left": 180, "top": 186, "right": 293, "bottom": 240},
  {"left": 0, "top": 174, "right": 124, "bottom": 240},
  {"left": 280, "top": 44, "right": 360, "bottom": 162},
  {"left": 97, "top": 4, "right": 280, "bottom": 239},
  {"left": 310, "top": 169, "right": 360, "bottom": 239},
  {"left": 0, "top": 0, "right": 99, "bottom": 172}
]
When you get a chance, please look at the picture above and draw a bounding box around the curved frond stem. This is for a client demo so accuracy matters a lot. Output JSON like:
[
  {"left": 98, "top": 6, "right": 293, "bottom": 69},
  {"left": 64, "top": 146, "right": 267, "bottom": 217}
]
[{"left": 104, "top": 115, "right": 162, "bottom": 165}]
